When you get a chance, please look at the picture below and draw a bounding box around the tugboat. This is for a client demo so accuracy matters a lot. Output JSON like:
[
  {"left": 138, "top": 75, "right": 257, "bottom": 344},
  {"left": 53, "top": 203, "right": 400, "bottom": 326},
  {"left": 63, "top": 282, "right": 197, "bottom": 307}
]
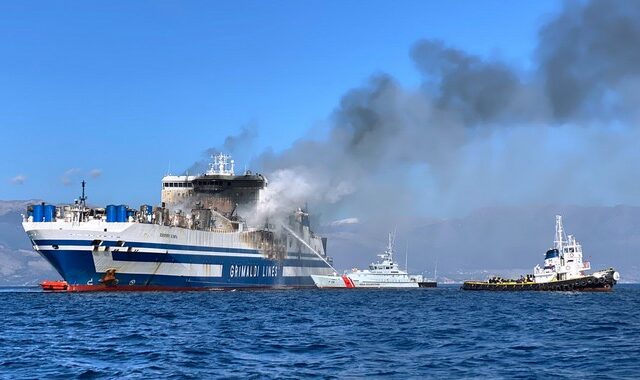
[
  {"left": 311, "top": 233, "right": 436, "bottom": 288},
  {"left": 462, "top": 215, "right": 619, "bottom": 291}
]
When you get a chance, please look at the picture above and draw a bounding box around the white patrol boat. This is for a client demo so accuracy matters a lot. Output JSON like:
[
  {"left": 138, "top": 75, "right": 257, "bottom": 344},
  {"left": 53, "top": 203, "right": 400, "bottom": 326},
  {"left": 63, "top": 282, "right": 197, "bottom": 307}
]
[{"left": 311, "top": 233, "right": 435, "bottom": 288}]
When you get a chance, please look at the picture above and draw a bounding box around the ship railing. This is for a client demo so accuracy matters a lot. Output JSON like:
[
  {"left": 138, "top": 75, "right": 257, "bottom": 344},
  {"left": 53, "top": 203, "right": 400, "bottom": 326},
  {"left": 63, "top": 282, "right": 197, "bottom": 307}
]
[{"left": 209, "top": 228, "right": 237, "bottom": 233}]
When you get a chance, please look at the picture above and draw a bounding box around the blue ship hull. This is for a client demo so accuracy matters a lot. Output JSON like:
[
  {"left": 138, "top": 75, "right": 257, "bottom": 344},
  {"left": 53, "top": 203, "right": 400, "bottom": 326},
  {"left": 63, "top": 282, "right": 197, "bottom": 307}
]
[{"left": 33, "top": 238, "right": 329, "bottom": 291}]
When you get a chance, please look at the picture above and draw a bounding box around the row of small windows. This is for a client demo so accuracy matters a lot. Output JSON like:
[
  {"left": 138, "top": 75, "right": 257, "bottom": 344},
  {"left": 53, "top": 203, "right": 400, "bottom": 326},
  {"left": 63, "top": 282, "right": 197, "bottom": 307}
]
[
  {"left": 199, "top": 180, "right": 232, "bottom": 186},
  {"left": 163, "top": 182, "right": 193, "bottom": 188}
]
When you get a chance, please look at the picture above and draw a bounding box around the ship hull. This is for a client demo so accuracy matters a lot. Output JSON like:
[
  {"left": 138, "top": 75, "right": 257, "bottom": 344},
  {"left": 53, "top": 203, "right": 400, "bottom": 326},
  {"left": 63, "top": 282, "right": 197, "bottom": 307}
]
[
  {"left": 311, "top": 274, "right": 422, "bottom": 289},
  {"left": 461, "top": 269, "right": 617, "bottom": 292},
  {"left": 25, "top": 222, "right": 333, "bottom": 292}
]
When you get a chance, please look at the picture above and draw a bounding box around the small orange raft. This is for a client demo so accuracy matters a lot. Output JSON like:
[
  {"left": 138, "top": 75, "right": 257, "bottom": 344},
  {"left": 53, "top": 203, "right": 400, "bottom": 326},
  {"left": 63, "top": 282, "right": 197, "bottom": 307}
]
[{"left": 40, "top": 281, "right": 68, "bottom": 291}]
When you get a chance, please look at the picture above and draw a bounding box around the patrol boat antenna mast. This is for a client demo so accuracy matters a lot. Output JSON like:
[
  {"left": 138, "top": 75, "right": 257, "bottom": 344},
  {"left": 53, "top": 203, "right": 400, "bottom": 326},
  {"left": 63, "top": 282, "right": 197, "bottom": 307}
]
[{"left": 405, "top": 242, "right": 409, "bottom": 272}]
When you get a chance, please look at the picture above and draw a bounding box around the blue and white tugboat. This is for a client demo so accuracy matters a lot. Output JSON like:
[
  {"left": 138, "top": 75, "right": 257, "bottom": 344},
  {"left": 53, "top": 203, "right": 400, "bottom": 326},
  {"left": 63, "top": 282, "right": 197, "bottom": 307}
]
[
  {"left": 22, "top": 154, "right": 334, "bottom": 291},
  {"left": 462, "top": 215, "right": 619, "bottom": 291},
  {"left": 311, "top": 233, "right": 436, "bottom": 288}
]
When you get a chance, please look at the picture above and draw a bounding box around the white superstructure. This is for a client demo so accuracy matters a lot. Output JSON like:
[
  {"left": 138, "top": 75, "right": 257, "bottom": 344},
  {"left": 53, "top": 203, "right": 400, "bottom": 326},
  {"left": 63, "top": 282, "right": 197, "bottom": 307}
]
[
  {"left": 207, "top": 153, "right": 235, "bottom": 176},
  {"left": 533, "top": 215, "right": 591, "bottom": 283},
  {"left": 311, "top": 232, "right": 424, "bottom": 288}
]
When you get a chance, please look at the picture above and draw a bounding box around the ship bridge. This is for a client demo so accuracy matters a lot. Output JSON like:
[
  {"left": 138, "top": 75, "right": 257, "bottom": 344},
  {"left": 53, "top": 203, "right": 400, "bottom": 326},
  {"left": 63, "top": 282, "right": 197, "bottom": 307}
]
[{"left": 161, "top": 153, "right": 267, "bottom": 217}]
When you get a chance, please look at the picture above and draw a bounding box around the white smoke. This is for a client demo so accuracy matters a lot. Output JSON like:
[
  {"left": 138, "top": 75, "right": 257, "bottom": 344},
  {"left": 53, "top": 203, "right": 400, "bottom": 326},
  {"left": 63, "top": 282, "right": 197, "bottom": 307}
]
[
  {"left": 192, "top": 0, "right": 640, "bottom": 226},
  {"left": 248, "top": 168, "right": 356, "bottom": 226}
]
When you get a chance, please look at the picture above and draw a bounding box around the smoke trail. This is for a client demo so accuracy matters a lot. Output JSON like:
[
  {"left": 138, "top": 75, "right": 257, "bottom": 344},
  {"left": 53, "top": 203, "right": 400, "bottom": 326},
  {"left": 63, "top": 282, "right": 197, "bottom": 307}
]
[
  {"left": 195, "top": 0, "right": 640, "bottom": 225},
  {"left": 538, "top": 0, "right": 640, "bottom": 121},
  {"left": 186, "top": 123, "right": 258, "bottom": 175}
]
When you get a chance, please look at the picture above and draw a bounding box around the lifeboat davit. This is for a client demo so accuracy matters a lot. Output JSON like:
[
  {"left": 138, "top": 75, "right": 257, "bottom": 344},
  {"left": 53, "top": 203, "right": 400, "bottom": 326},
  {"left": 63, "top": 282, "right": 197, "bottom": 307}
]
[{"left": 40, "top": 281, "right": 68, "bottom": 291}]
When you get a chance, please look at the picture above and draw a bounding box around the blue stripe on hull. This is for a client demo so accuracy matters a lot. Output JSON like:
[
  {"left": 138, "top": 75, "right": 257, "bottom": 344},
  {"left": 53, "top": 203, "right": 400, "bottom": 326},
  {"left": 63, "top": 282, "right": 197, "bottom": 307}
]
[
  {"left": 35, "top": 239, "right": 256, "bottom": 253},
  {"left": 37, "top": 249, "right": 324, "bottom": 289},
  {"left": 108, "top": 251, "right": 329, "bottom": 267},
  {"left": 34, "top": 239, "right": 321, "bottom": 259}
]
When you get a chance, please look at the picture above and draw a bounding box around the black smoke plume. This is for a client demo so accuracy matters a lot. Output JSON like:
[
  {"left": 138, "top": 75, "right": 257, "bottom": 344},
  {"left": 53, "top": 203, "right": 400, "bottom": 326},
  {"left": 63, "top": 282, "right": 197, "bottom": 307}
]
[{"left": 193, "top": 0, "right": 640, "bottom": 241}]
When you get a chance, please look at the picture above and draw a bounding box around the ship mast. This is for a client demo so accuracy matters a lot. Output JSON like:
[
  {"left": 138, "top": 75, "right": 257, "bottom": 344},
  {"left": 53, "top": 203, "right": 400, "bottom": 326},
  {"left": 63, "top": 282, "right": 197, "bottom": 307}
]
[
  {"left": 554, "top": 215, "right": 565, "bottom": 251},
  {"left": 385, "top": 232, "right": 395, "bottom": 262},
  {"left": 207, "top": 153, "right": 235, "bottom": 176},
  {"left": 434, "top": 257, "right": 438, "bottom": 282},
  {"left": 79, "top": 180, "right": 87, "bottom": 207},
  {"left": 405, "top": 242, "right": 408, "bottom": 272}
]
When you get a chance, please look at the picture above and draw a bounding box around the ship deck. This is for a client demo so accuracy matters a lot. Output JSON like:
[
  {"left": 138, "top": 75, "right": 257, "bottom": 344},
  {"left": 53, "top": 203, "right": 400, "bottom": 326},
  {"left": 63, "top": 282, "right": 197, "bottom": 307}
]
[{"left": 462, "top": 274, "right": 614, "bottom": 291}]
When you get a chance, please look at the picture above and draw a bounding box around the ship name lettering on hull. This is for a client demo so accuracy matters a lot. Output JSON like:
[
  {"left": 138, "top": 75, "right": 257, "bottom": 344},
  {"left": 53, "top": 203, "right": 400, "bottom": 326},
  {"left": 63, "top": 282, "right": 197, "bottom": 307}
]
[{"left": 229, "top": 265, "right": 278, "bottom": 278}]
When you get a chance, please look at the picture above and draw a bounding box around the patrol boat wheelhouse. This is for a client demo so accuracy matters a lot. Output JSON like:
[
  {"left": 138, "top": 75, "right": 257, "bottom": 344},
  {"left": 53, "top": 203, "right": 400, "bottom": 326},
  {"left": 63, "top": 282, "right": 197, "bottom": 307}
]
[
  {"left": 22, "top": 154, "right": 334, "bottom": 291},
  {"left": 462, "top": 215, "right": 619, "bottom": 291},
  {"left": 311, "top": 233, "right": 434, "bottom": 288}
]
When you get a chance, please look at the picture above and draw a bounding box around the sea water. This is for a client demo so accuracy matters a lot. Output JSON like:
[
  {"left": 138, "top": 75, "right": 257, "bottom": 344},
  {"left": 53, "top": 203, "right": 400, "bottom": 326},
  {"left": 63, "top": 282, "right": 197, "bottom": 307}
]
[{"left": 1, "top": 285, "right": 639, "bottom": 379}]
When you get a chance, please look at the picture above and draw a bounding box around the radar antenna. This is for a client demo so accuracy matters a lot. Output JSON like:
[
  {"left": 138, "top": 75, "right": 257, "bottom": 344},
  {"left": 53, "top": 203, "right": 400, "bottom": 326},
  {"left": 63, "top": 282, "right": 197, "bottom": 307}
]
[
  {"left": 207, "top": 153, "right": 235, "bottom": 176},
  {"left": 79, "top": 180, "right": 87, "bottom": 207},
  {"left": 380, "top": 231, "right": 396, "bottom": 262}
]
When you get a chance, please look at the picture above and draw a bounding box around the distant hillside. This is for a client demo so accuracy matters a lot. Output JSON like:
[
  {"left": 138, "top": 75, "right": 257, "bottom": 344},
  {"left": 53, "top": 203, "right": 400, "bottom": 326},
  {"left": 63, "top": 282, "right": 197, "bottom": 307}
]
[
  {"left": 0, "top": 200, "right": 60, "bottom": 285},
  {"left": 320, "top": 205, "right": 640, "bottom": 283},
  {"left": 0, "top": 200, "right": 638, "bottom": 285}
]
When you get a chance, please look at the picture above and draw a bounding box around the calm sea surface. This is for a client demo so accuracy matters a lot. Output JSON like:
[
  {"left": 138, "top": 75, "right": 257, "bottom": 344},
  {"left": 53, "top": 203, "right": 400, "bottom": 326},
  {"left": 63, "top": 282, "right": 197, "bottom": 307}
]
[{"left": 1, "top": 285, "right": 639, "bottom": 379}]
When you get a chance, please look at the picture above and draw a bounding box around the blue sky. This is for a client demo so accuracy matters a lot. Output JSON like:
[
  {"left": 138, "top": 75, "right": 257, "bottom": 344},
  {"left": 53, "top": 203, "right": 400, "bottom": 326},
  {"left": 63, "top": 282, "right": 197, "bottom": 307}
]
[{"left": 0, "top": 0, "right": 560, "bottom": 206}]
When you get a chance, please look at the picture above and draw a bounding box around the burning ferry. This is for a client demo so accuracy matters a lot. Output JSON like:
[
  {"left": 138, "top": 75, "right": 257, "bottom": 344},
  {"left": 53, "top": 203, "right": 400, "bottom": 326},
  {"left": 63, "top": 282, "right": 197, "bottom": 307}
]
[
  {"left": 462, "top": 215, "right": 619, "bottom": 291},
  {"left": 22, "top": 154, "right": 334, "bottom": 291}
]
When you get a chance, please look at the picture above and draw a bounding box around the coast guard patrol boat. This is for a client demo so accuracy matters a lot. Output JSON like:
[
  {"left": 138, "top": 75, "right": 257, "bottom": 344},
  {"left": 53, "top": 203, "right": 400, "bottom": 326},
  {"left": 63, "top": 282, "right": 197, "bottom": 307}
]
[
  {"left": 22, "top": 154, "right": 334, "bottom": 291},
  {"left": 311, "top": 233, "right": 434, "bottom": 288}
]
